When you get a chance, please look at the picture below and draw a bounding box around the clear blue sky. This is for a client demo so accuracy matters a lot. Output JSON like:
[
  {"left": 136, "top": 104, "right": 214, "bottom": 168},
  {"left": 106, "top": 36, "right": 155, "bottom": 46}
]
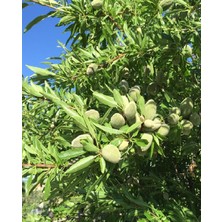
[{"left": 22, "top": 2, "right": 70, "bottom": 77}]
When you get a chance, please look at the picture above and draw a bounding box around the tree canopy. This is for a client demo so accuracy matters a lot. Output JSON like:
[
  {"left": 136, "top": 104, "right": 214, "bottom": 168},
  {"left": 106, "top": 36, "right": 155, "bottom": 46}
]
[{"left": 22, "top": 0, "right": 201, "bottom": 221}]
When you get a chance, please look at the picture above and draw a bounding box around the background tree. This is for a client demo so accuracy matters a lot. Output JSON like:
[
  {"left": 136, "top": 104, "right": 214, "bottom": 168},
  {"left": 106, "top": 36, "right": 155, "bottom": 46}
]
[{"left": 22, "top": 0, "right": 201, "bottom": 221}]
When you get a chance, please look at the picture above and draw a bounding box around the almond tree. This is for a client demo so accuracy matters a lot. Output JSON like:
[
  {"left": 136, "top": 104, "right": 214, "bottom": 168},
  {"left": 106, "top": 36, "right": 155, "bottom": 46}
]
[{"left": 22, "top": 0, "right": 201, "bottom": 221}]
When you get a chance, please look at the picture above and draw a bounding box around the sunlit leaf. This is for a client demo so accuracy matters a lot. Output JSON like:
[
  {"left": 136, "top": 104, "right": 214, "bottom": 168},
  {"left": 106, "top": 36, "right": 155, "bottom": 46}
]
[
  {"left": 24, "top": 11, "right": 54, "bottom": 33},
  {"left": 65, "top": 155, "right": 96, "bottom": 174}
]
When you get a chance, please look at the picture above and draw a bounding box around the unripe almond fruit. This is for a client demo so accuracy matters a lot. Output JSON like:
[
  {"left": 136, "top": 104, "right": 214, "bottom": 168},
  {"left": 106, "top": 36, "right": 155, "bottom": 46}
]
[
  {"left": 182, "top": 45, "right": 192, "bottom": 57},
  {"left": 170, "top": 107, "right": 181, "bottom": 116},
  {"left": 141, "top": 133, "right": 153, "bottom": 151},
  {"left": 110, "top": 113, "right": 126, "bottom": 129},
  {"left": 147, "top": 82, "right": 158, "bottom": 96},
  {"left": 85, "top": 109, "right": 100, "bottom": 121},
  {"left": 168, "top": 113, "right": 180, "bottom": 125},
  {"left": 189, "top": 112, "right": 201, "bottom": 126},
  {"left": 157, "top": 124, "right": 170, "bottom": 137},
  {"left": 118, "top": 140, "right": 129, "bottom": 151},
  {"left": 101, "top": 144, "right": 121, "bottom": 164},
  {"left": 86, "top": 63, "right": 98, "bottom": 75},
  {"left": 71, "top": 134, "right": 93, "bottom": 148},
  {"left": 119, "top": 80, "right": 129, "bottom": 93},
  {"left": 151, "top": 118, "right": 162, "bottom": 131},
  {"left": 129, "top": 88, "right": 140, "bottom": 102},
  {"left": 91, "top": 0, "right": 103, "bottom": 9},
  {"left": 124, "top": 101, "right": 137, "bottom": 120},
  {"left": 144, "top": 119, "right": 154, "bottom": 129},
  {"left": 144, "top": 99, "right": 157, "bottom": 120},
  {"left": 121, "top": 95, "right": 129, "bottom": 109},
  {"left": 181, "top": 120, "right": 193, "bottom": 135},
  {"left": 180, "top": 97, "right": 193, "bottom": 117}
]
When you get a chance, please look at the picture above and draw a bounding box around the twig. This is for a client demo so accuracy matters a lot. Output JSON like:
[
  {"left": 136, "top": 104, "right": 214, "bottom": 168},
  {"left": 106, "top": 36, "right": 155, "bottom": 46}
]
[
  {"left": 107, "top": 53, "right": 126, "bottom": 65},
  {"left": 22, "top": 163, "right": 56, "bottom": 168},
  {"left": 30, "top": 0, "right": 66, "bottom": 12}
]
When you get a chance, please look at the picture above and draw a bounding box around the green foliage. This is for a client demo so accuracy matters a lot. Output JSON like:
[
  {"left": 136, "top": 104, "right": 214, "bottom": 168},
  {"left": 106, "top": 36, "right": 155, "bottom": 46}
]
[{"left": 23, "top": 0, "right": 201, "bottom": 221}]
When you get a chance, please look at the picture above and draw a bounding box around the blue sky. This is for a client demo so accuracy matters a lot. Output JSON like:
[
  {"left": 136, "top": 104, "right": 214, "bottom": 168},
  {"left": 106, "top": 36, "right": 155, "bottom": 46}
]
[{"left": 22, "top": 2, "right": 70, "bottom": 77}]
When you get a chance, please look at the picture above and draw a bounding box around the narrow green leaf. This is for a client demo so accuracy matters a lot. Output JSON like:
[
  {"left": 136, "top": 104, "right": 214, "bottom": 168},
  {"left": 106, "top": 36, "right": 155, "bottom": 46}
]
[
  {"left": 23, "top": 144, "right": 37, "bottom": 155},
  {"left": 58, "top": 15, "right": 75, "bottom": 25},
  {"left": 58, "top": 148, "right": 86, "bottom": 160},
  {"left": 81, "top": 141, "right": 100, "bottom": 153},
  {"left": 175, "top": 0, "right": 189, "bottom": 7},
  {"left": 26, "top": 65, "right": 55, "bottom": 76},
  {"left": 79, "top": 48, "right": 94, "bottom": 59},
  {"left": 110, "top": 138, "right": 123, "bottom": 147},
  {"left": 60, "top": 104, "right": 87, "bottom": 130},
  {"left": 40, "top": 91, "right": 61, "bottom": 104},
  {"left": 159, "top": 0, "right": 173, "bottom": 7},
  {"left": 54, "top": 136, "right": 71, "bottom": 147},
  {"left": 22, "top": 79, "right": 43, "bottom": 97},
  {"left": 86, "top": 174, "right": 105, "bottom": 199},
  {"left": 82, "top": 112, "right": 96, "bottom": 139},
  {"left": 124, "top": 121, "right": 141, "bottom": 134},
  {"left": 157, "top": 146, "right": 165, "bottom": 156},
  {"left": 153, "top": 134, "right": 160, "bottom": 146},
  {"left": 24, "top": 11, "right": 54, "bottom": 33},
  {"left": 122, "top": 186, "right": 149, "bottom": 208},
  {"left": 133, "top": 139, "right": 148, "bottom": 147},
  {"left": 65, "top": 155, "right": 96, "bottom": 174},
  {"left": 99, "top": 157, "right": 106, "bottom": 174},
  {"left": 33, "top": 137, "right": 49, "bottom": 155},
  {"left": 123, "top": 22, "right": 135, "bottom": 44},
  {"left": 32, "top": 141, "right": 44, "bottom": 160},
  {"left": 48, "top": 143, "right": 60, "bottom": 163},
  {"left": 144, "top": 212, "right": 154, "bottom": 220},
  {"left": 93, "top": 122, "right": 124, "bottom": 135},
  {"left": 30, "top": 81, "right": 44, "bottom": 96},
  {"left": 28, "top": 171, "right": 46, "bottom": 195},
  {"left": 137, "top": 96, "right": 145, "bottom": 115},
  {"left": 93, "top": 91, "right": 117, "bottom": 108},
  {"left": 73, "top": 93, "right": 85, "bottom": 107},
  {"left": 163, "top": 91, "right": 171, "bottom": 103},
  {"left": 26, "top": 175, "right": 33, "bottom": 195},
  {"left": 22, "top": 3, "right": 29, "bottom": 9},
  {"left": 100, "top": 107, "right": 113, "bottom": 124},
  {"left": 113, "top": 89, "right": 124, "bottom": 108},
  {"left": 149, "top": 142, "right": 155, "bottom": 159},
  {"left": 44, "top": 177, "right": 51, "bottom": 200}
]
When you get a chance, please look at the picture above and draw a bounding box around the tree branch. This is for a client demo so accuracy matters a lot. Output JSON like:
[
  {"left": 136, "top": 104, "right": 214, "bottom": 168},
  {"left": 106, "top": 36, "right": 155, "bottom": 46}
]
[{"left": 22, "top": 163, "right": 56, "bottom": 168}]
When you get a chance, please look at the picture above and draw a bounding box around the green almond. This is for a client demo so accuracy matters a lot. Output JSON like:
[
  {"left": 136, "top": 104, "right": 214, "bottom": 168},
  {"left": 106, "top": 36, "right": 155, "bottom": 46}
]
[
  {"left": 121, "top": 96, "right": 130, "bottom": 109},
  {"left": 118, "top": 140, "right": 129, "bottom": 151},
  {"left": 91, "top": 0, "right": 103, "bottom": 9},
  {"left": 144, "top": 99, "right": 157, "bottom": 120},
  {"left": 189, "top": 112, "right": 201, "bottom": 126},
  {"left": 181, "top": 120, "right": 193, "bottom": 135},
  {"left": 101, "top": 144, "right": 121, "bottom": 164},
  {"left": 124, "top": 101, "right": 137, "bottom": 120},
  {"left": 129, "top": 89, "right": 140, "bottom": 102},
  {"left": 144, "top": 119, "right": 154, "bottom": 129},
  {"left": 168, "top": 113, "right": 180, "bottom": 125},
  {"left": 119, "top": 80, "right": 129, "bottom": 93},
  {"left": 170, "top": 107, "right": 181, "bottom": 116},
  {"left": 71, "top": 134, "right": 93, "bottom": 148},
  {"left": 86, "top": 63, "right": 98, "bottom": 75},
  {"left": 141, "top": 133, "right": 153, "bottom": 151},
  {"left": 85, "top": 109, "right": 100, "bottom": 121},
  {"left": 180, "top": 97, "right": 193, "bottom": 117},
  {"left": 157, "top": 124, "right": 170, "bottom": 137},
  {"left": 181, "top": 119, "right": 193, "bottom": 129},
  {"left": 110, "top": 113, "right": 126, "bottom": 129}
]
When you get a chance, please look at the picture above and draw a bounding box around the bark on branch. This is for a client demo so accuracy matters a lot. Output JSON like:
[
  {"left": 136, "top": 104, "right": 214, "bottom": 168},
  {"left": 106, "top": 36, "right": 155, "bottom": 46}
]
[{"left": 22, "top": 163, "right": 56, "bottom": 168}]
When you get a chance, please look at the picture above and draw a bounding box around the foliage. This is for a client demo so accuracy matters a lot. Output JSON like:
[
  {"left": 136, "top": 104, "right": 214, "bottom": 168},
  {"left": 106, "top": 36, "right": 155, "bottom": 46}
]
[{"left": 22, "top": 0, "right": 201, "bottom": 221}]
